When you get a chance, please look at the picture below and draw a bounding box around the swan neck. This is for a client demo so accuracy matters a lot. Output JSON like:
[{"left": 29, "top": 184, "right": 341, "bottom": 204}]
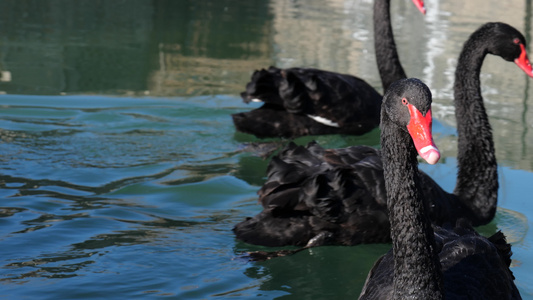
[
  {"left": 374, "top": 0, "right": 407, "bottom": 92},
  {"left": 381, "top": 115, "right": 444, "bottom": 300},
  {"left": 453, "top": 32, "right": 498, "bottom": 224}
]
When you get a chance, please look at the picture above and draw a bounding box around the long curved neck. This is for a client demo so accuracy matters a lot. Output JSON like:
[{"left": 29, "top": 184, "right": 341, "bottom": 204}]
[
  {"left": 381, "top": 115, "right": 444, "bottom": 300},
  {"left": 374, "top": 0, "right": 407, "bottom": 92},
  {"left": 453, "top": 30, "right": 498, "bottom": 225}
]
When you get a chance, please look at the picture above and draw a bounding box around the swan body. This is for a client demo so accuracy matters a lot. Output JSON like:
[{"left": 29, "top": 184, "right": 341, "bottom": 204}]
[
  {"left": 232, "top": 0, "right": 425, "bottom": 138},
  {"left": 233, "top": 22, "right": 533, "bottom": 248}
]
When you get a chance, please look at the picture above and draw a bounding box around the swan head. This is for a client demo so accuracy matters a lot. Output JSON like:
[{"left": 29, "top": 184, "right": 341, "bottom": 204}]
[
  {"left": 382, "top": 78, "right": 440, "bottom": 165},
  {"left": 482, "top": 22, "right": 533, "bottom": 77}
]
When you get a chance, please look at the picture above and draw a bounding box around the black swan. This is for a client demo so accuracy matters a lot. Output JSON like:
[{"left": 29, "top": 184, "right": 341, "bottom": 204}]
[
  {"left": 231, "top": 0, "right": 425, "bottom": 138},
  {"left": 357, "top": 78, "right": 521, "bottom": 300},
  {"left": 233, "top": 22, "right": 533, "bottom": 248}
]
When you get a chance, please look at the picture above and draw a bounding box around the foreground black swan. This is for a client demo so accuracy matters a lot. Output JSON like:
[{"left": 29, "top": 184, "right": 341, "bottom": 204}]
[
  {"left": 357, "top": 78, "right": 521, "bottom": 300},
  {"left": 233, "top": 22, "right": 533, "bottom": 248},
  {"left": 232, "top": 0, "right": 425, "bottom": 138}
]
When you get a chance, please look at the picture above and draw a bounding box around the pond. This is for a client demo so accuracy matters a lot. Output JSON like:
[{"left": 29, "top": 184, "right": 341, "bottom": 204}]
[{"left": 0, "top": 0, "right": 532, "bottom": 298}]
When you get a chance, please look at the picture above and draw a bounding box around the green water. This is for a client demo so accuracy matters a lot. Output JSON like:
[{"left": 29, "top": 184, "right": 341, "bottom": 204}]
[{"left": 0, "top": 0, "right": 532, "bottom": 299}]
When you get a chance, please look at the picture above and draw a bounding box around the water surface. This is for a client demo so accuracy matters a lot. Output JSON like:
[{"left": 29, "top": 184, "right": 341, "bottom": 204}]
[{"left": 0, "top": 0, "right": 532, "bottom": 299}]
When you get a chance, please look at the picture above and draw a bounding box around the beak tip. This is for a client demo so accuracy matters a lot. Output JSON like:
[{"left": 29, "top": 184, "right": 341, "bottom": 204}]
[{"left": 423, "top": 149, "right": 440, "bottom": 165}]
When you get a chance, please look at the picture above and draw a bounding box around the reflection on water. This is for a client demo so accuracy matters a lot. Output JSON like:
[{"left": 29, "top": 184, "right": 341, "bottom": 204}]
[
  {"left": 237, "top": 244, "right": 392, "bottom": 298},
  {"left": 0, "top": 0, "right": 273, "bottom": 96},
  {"left": 2, "top": 0, "right": 533, "bottom": 170},
  {"left": 0, "top": 0, "right": 533, "bottom": 299}
]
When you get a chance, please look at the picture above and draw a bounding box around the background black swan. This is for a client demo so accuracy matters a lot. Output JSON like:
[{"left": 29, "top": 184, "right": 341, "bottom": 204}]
[
  {"left": 357, "top": 78, "right": 521, "bottom": 300},
  {"left": 233, "top": 22, "right": 533, "bottom": 248},
  {"left": 231, "top": 0, "right": 425, "bottom": 138}
]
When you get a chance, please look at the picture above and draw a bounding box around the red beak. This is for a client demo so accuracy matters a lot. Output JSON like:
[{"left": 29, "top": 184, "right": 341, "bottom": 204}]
[
  {"left": 515, "top": 44, "right": 533, "bottom": 77},
  {"left": 412, "top": 0, "right": 426, "bottom": 15},
  {"left": 406, "top": 105, "right": 440, "bottom": 165}
]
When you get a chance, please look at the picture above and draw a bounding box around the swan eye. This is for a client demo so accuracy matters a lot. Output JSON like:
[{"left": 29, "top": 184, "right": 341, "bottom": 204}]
[
  {"left": 513, "top": 38, "right": 521, "bottom": 45},
  {"left": 402, "top": 98, "right": 409, "bottom": 106}
]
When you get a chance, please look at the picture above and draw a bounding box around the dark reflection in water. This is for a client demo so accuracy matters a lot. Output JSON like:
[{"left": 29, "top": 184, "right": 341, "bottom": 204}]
[
  {"left": 233, "top": 244, "right": 392, "bottom": 299},
  {"left": 5, "top": 251, "right": 96, "bottom": 280},
  {"left": 0, "top": 0, "right": 273, "bottom": 95},
  {"left": 154, "top": 0, "right": 272, "bottom": 59}
]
